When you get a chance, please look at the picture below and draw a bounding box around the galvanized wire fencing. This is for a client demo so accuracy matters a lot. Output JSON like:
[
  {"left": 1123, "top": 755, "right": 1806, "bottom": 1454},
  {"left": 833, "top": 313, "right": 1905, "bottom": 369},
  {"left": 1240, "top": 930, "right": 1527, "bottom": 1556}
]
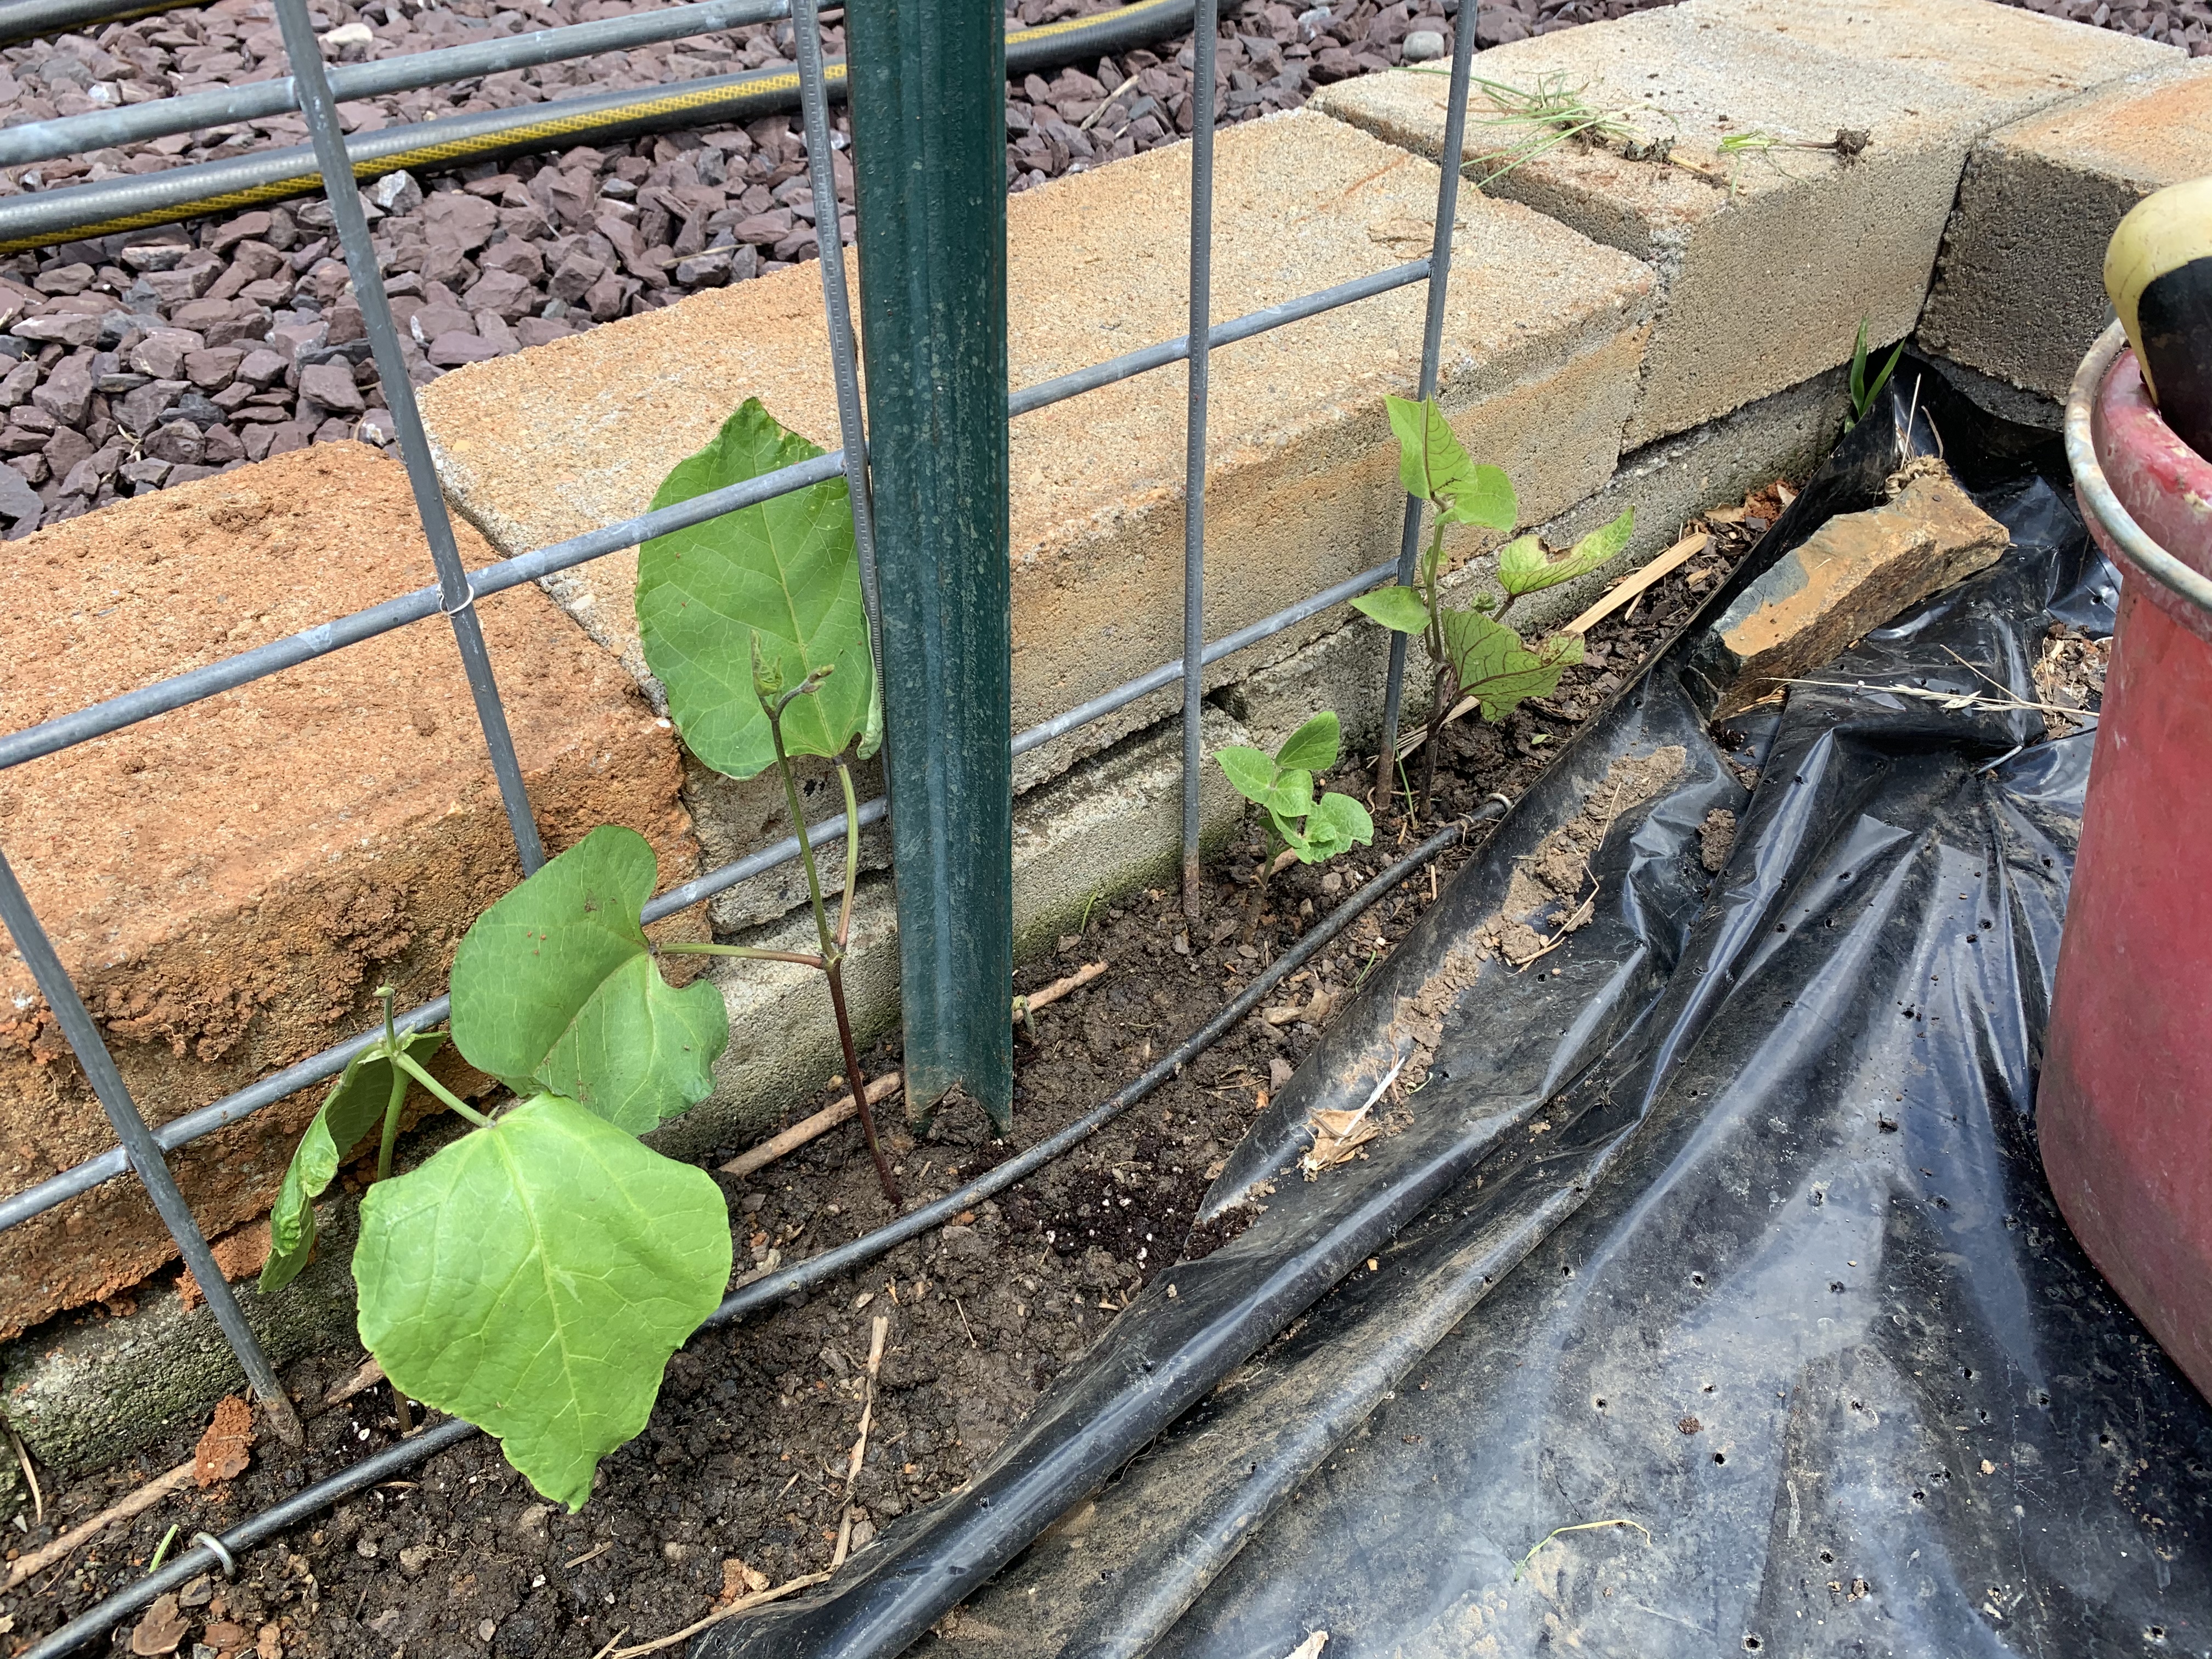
[{"left": 0, "top": 0, "right": 1481, "bottom": 1444}]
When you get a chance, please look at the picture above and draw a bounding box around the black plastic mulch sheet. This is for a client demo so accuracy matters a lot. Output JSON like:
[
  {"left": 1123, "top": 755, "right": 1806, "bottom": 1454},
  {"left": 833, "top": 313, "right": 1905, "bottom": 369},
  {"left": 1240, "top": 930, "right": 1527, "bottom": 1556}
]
[{"left": 701, "top": 368, "right": 2212, "bottom": 1659}]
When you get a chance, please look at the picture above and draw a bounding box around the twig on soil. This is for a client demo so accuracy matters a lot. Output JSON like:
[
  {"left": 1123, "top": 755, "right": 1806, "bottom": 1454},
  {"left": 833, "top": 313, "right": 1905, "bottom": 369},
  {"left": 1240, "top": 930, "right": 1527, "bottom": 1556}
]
[
  {"left": 828, "top": 1316, "right": 890, "bottom": 1573},
  {"left": 1014, "top": 960, "right": 1109, "bottom": 1040},
  {"left": 564, "top": 1542, "right": 613, "bottom": 1571},
  {"left": 2, "top": 1457, "right": 195, "bottom": 1593},
  {"left": 590, "top": 1626, "right": 629, "bottom": 1659},
  {"left": 322, "top": 1356, "right": 387, "bottom": 1412},
  {"left": 720, "top": 1074, "right": 905, "bottom": 1180},
  {"left": 1564, "top": 531, "right": 1709, "bottom": 636},
  {"left": 5, "top": 1418, "right": 44, "bottom": 1526},
  {"left": 605, "top": 1570, "right": 833, "bottom": 1658}
]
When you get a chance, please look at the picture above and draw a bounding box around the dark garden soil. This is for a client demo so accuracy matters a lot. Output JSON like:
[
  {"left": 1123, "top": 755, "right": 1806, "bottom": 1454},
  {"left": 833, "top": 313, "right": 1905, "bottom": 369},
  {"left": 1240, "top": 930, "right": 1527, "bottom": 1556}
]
[{"left": 0, "top": 484, "right": 1790, "bottom": 1659}]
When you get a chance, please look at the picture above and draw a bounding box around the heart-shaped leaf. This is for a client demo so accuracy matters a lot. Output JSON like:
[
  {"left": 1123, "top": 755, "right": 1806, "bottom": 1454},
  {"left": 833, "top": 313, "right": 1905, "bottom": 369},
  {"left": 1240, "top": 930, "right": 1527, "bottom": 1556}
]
[
  {"left": 260, "top": 1030, "right": 447, "bottom": 1295},
  {"left": 637, "top": 399, "right": 878, "bottom": 781},
  {"left": 1441, "top": 609, "right": 1585, "bottom": 721},
  {"left": 449, "top": 826, "right": 727, "bottom": 1133},
  {"left": 1351, "top": 583, "right": 1432, "bottom": 636},
  {"left": 1274, "top": 712, "right": 1341, "bottom": 774},
  {"left": 1270, "top": 766, "right": 1317, "bottom": 821},
  {"left": 353, "top": 1094, "right": 734, "bottom": 1510},
  {"left": 1384, "top": 394, "right": 1515, "bottom": 528}
]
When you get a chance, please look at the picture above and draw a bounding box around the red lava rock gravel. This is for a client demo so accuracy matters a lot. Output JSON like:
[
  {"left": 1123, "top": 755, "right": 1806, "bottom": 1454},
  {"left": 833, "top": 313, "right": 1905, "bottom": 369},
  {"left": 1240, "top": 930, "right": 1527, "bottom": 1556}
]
[{"left": 0, "top": 0, "right": 2193, "bottom": 536}]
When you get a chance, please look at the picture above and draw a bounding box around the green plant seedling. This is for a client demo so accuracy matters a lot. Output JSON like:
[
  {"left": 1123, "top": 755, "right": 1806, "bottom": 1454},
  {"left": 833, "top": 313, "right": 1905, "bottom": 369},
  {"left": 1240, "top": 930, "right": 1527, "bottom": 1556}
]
[
  {"left": 1409, "top": 70, "right": 1655, "bottom": 185},
  {"left": 635, "top": 400, "right": 915, "bottom": 1163},
  {"left": 1846, "top": 316, "right": 1906, "bottom": 432},
  {"left": 1513, "top": 1517, "right": 1652, "bottom": 1581},
  {"left": 263, "top": 825, "right": 736, "bottom": 1508},
  {"left": 1353, "top": 396, "right": 1613, "bottom": 816},
  {"left": 1215, "top": 712, "right": 1375, "bottom": 926}
]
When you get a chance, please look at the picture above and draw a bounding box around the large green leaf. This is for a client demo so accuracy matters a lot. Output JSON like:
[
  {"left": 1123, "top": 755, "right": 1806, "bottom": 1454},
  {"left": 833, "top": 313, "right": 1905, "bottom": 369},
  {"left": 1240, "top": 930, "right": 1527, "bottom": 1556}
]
[
  {"left": 353, "top": 1094, "right": 733, "bottom": 1510},
  {"left": 1441, "top": 609, "right": 1585, "bottom": 721},
  {"left": 260, "top": 1030, "right": 447, "bottom": 1296},
  {"left": 449, "top": 826, "right": 727, "bottom": 1133},
  {"left": 1383, "top": 394, "right": 1515, "bottom": 528},
  {"left": 637, "top": 400, "right": 878, "bottom": 781},
  {"left": 1497, "top": 509, "right": 1635, "bottom": 597},
  {"left": 1274, "top": 712, "right": 1341, "bottom": 775},
  {"left": 1351, "top": 585, "right": 1433, "bottom": 636}
]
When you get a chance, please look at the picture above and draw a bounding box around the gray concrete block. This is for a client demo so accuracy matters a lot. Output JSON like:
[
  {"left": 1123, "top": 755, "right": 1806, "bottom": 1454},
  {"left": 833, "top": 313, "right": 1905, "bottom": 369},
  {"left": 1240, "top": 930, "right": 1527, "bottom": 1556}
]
[
  {"left": 1314, "top": 0, "right": 2174, "bottom": 448},
  {"left": 1920, "top": 61, "right": 2212, "bottom": 400},
  {"left": 1222, "top": 369, "right": 1850, "bottom": 754},
  {"left": 2, "top": 1199, "right": 365, "bottom": 1478}
]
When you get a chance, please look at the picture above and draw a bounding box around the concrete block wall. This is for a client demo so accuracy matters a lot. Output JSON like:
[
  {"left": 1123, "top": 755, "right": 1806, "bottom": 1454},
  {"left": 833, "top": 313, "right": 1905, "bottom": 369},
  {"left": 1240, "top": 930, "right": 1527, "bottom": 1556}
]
[
  {"left": 1921, "top": 60, "right": 2212, "bottom": 403},
  {"left": 0, "top": 0, "right": 2185, "bottom": 1464},
  {"left": 1312, "top": 0, "right": 2175, "bottom": 447}
]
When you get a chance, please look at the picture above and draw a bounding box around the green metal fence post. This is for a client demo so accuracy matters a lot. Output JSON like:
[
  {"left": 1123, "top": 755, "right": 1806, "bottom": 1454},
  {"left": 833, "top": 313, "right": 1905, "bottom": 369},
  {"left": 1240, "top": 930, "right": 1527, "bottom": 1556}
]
[{"left": 845, "top": 0, "right": 1014, "bottom": 1130}]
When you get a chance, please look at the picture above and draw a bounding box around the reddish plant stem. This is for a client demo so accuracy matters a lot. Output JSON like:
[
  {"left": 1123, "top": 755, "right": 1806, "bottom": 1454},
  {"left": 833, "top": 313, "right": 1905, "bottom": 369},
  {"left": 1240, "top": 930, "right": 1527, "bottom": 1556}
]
[{"left": 825, "top": 960, "right": 900, "bottom": 1207}]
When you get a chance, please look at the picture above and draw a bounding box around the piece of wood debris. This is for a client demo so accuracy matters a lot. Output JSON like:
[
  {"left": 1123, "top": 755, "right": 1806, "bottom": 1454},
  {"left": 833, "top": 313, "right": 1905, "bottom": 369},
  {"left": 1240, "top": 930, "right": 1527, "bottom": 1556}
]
[
  {"left": 724, "top": 963, "right": 1107, "bottom": 1179},
  {"left": 1565, "top": 531, "right": 1711, "bottom": 636},
  {"left": 720, "top": 1074, "right": 905, "bottom": 1180},
  {"left": 2, "top": 1458, "right": 196, "bottom": 1592}
]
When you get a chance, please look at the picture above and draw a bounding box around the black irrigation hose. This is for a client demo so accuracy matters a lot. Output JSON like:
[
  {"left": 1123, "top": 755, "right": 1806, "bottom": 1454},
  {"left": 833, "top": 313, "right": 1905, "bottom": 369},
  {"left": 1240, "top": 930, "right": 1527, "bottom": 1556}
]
[
  {"left": 0, "top": 0, "right": 1194, "bottom": 252},
  {"left": 19, "top": 803, "right": 1496, "bottom": 1659}
]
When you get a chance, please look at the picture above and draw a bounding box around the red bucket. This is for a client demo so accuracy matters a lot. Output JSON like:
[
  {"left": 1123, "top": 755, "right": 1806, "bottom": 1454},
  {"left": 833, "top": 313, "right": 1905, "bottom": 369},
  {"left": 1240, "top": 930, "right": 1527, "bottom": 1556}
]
[{"left": 2039, "top": 323, "right": 2212, "bottom": 1401}]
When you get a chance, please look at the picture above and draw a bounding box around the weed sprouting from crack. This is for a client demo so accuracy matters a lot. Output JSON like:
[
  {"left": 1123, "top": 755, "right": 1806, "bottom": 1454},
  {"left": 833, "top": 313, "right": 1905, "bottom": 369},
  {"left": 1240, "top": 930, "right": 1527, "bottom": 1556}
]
[{"left": 1410, "top": 68, "right": 1668, "bottom": 185}]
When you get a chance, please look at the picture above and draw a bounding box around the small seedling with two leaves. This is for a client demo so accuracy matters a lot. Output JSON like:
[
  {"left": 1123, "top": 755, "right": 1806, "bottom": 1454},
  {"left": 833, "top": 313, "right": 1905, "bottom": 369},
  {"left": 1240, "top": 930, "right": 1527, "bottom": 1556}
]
[
  {"left": 1352, "top": 394, "right": 1630, "bottom": 815},
  {"left": 1215, "top": 711, "right": 1374, "bottom": 926},
  {"left": 634, "top": 397, "right": 907, "bottom": 1188}
]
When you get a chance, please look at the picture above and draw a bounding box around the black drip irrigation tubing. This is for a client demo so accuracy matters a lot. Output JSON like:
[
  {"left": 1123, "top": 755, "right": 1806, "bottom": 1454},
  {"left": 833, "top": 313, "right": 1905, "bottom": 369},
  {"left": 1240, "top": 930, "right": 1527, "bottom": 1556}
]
[
  {"left": 20, "top": 805, "right": 1497, "bottom": 1659},
  {"left": 0, "top": 0, "right": 1195, "bottom": 252}
]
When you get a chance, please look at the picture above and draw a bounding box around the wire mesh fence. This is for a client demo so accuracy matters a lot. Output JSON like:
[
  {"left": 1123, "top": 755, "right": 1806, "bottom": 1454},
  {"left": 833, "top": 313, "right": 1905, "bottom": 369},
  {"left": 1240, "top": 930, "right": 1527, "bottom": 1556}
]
[{"left": 0, "top": 0, "right": 1478, "bottom": 1445}]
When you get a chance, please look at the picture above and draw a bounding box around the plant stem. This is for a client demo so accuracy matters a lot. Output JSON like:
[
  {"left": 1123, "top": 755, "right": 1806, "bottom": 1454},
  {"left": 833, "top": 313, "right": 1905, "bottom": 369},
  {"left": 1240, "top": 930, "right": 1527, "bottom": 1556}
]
[
  {"left": 660, "top": 943, "right": 826, "bottom": 968},
  {"left": 1417, "top": 516, "right": 1450, "bottom": 821},
  {"left": 760, "top": 697, "right": 899, "bottom": 1206},
  {"left": 825, "top": 956, "right": 901, "bottom": 1207},
  {"left": 375, "top": 1053, "right": 409, "bottom": 1183},
  {"left": 392, "top": 1052, "right": 494, "bottom": 1128},
  {"left": 765, "top": 705, "right": 838, "bottom": 967},
  {"left": 371, "top": 985, "right": 408, "bottom": 1182}
]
